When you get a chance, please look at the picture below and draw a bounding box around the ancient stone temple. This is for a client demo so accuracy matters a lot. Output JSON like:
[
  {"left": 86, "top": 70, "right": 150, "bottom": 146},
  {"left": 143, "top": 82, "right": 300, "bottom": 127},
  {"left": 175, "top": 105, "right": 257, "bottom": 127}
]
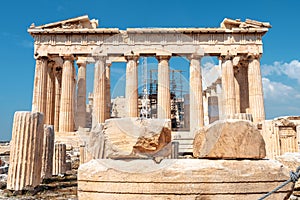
[
  {"left": 7, "top": 15, "right": 296, "bottom": 200},
  {"left": 28, "top": 16, "right": 271, "bottom": 134}
]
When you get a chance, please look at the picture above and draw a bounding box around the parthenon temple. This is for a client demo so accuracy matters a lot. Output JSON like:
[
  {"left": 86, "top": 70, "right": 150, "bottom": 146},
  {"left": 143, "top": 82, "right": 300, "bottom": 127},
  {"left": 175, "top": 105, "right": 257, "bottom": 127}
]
[
  {"left": 28, "top": 15, "right": 271, "bottom": 134},
  {"left": 5, "top": 14, "right": 300, "bottom": 199}
]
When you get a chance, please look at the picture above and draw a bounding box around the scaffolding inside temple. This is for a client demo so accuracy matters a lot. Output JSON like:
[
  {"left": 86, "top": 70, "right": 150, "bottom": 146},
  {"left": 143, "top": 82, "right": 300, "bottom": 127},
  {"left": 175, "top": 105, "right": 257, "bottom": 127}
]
[{"left": 140, "top": 68, "right": 186, "bottom": 129}]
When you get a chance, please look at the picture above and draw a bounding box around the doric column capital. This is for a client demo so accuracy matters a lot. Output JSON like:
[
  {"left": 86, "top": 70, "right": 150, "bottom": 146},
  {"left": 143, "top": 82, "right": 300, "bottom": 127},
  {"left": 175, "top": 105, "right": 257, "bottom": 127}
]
[
  {"left": 187, "top": 54, "right": 203, "bottom": 60},
  {"left": 94, "top": 56, "right": 107, "bottom": 63},
  {"left": 156, "top": 55, "right": 171, "bottom": 62},
  {"left": 36, "top": 56, "right": 48, "bottom": 61},
  {"left": 246, "top": 53, "right": 261, "bottom": 61},
  {"left": 76, "top": 60, "right": 87, "bottom": 67},
  {"left": 62, "top": 54, "right": 75, "bottom": 61},
  {"left": 219, "top": 54, "right": 234, "bottom": 61},
  {"left": 76, "top": 56, "right": 89, "bottom": 67},
  {"left": 125, "top": 55, "right": 139, "bottom": 62}
]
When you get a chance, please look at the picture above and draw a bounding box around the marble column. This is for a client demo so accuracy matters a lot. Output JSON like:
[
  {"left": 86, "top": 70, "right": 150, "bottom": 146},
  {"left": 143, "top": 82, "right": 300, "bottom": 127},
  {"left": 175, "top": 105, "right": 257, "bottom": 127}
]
[
  {"left": 54, "top": 67, "right": 62, "bottom": 132},
  {"left": 59, "top": 55, "right": 75, "bottom": 132},
  {"left": 125, "top": 56, "right": 139, "bottom": 117},
  {"left": 248, "top": 54, "right": 265, "bottom": 123},
  {"left": 221, "top": 55, "right": 236, "bottom": 116},
  {"left": 215, "top": 78, "right": 223, "bottom": 119},
  {"left": 45, "top": 61, "right": 55, "bottom": 125},
  {"left": 208, "top": 96, "right": 219, "bottom": 124},
  {"left": 7, "top": 111, "right": 44, "bottom": 191},
  {"left": 189, "top": 55, "right": 204, "bottom": 131},
  {"left": 157, "top": 56, "right": 171, "bottom": 119},
  {"left": 76, "top": 60, "right": 87, "bottom": 128},
  {"left": 52, "top": 143, "right": 66, "bottom": 176},
  {"left": 80, "top": 145, "right": 85, "bottom": 165},
  {"left": 32, "top": 56, "right": 48, "bottom": 115},
  {"left": 183, "top": 94, "right": 190, "bottom": 129},
  {"left": 105, "top": 64, "right": 111, "bottom": 119},
  {"left": 235, "top": 65, "right": 249, "bottom": 113},
  {"left": 203, "top": 91, "right": 210, "bottom": 126},
  {"left": 234, "top": 70, "right": 241, "bottom": 114},
  {"left": 93, "top": 57, "right": 106, "bottom": 124},
  {"left": 41, "top": 125, "right": 54, "bottom": 180}
]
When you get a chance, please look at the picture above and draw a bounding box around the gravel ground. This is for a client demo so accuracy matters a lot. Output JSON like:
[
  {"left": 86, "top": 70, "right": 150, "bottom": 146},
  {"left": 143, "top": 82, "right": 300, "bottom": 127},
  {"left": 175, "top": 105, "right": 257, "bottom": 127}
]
[{"left": 0, "top": 174, "right": 78, "bottom": 200}]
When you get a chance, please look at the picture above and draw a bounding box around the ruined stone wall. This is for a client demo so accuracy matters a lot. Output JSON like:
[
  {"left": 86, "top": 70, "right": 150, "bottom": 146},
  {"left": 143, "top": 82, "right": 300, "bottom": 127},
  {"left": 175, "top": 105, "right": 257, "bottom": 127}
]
[{"left": 261, "top": 117, "right": 300, "bottom": 159}]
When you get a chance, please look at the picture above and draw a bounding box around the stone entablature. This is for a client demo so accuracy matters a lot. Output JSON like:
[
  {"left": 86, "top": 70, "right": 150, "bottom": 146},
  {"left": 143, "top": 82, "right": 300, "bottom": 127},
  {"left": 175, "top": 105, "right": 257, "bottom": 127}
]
[{"left": 28, "top": 16, "right": 270, "bottom": 58}]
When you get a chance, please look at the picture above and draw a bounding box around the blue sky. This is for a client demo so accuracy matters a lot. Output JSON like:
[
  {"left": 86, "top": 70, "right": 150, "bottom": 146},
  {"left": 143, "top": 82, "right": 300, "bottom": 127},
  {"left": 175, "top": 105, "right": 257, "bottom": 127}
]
[{"left": 0, "top": 0, "right": 300, "bottom": 140}]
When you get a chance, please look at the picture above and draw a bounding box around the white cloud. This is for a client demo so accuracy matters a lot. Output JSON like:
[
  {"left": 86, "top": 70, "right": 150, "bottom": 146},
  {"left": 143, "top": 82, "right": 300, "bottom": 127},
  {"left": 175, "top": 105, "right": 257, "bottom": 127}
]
[
  {"left": 202, "top": 61, "right": 221, "bottom": 89},
  {"left": 262, "top": 77, "right": 300, "bottom": 118},
  {"left": 262, "top": 60, "right": 300, "bottom": 83},
  {"left": 262, "top": 78, "right": 300, "bottom": 101},
  {"left": 281, "top": 60, "right": 300, "bottom": 83}
]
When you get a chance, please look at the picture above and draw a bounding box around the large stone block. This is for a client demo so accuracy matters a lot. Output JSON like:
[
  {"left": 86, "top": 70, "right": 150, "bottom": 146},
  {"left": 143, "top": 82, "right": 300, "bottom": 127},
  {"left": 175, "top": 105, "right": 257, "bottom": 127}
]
[
  {"left": 78, "top": 159, "right": 291, "bottom": 200},
  {"left": 103, "top": 118, "right": 171, "bottom": 158},
  {"left": 193, "top": 119, "right": 266, "bottom": 159},
  {"left": 276, "top": 152, "right": 300, "bottom": 189}
]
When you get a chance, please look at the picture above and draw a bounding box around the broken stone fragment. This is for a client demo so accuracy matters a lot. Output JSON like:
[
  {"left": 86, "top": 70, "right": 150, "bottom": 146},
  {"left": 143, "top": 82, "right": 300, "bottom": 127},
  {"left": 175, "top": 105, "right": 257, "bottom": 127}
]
[
  {"left": 193, "top": 119, "right": 266, "bottom": 159},
  {"left": 103, "top": 117, "right": 171, "bottom": 158},
  {"left": 7, "top": 111, "right": 44, "bottom": 191}
]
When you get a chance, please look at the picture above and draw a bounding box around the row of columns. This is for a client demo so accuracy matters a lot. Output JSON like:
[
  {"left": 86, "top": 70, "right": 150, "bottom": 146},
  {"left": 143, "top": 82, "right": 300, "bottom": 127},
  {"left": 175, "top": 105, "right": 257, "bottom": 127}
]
[
  {"left": 32, "top": 53, "right": 265, "bottom": 133},
  {"left": 220, "top": 54, "right": 265, "bottom": 123},
  {"left": 32, "top": 55, "right": 113, "bottom": 132},
  {"left": 124, "top": 54, "right": 204, "bottom": 131},
  {"left": 32, "top": 55, "right": 88, "bottom": 132}
]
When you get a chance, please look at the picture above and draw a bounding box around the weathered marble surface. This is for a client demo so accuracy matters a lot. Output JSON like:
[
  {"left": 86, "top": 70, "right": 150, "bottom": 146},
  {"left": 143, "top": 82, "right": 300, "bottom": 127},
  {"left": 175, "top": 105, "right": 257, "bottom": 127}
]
[
  {"left": 7, "top": 111, "right": 44, "bottom": 191},
  {"left": 78, "top": 159, "right": 291, "bottom": 200},
  {"left": 41, "top": 125, "right": 55, "bottom": 179},
  {"left": 193, "top": 119, "right": 266, "bottom": 159},
  {"left": 103, "top": 118, "right": 171, "bottom": 158}
]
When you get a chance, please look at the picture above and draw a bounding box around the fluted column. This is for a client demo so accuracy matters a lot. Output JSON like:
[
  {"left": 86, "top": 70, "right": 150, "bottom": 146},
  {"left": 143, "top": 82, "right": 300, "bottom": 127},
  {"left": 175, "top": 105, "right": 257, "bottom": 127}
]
[
  {"left": 41, "top": 125, "right": 54, "bottom": 180},
  {"left": 234, "top": 71, "right": 241, "bottom": 114},
  {"left": 52, "top": 143, "right": 66, "bottom": 176},
  {"left": 215, "top": 78, "right": 223, "bottom": 119},
  {"left": 157, "top": 56, "right": 171, "bottom": 119},
  {"left": 80, "top": 145, "right": 85, "bottom": 165},
  {"left": 203, "top": 91, "right": 210, "bottom": 126},
  {"left": 235, "top": 65, "right": 249, "bottom": 113},
  {"left": 32, "top": 57, "right": 48, "bottom": 115},
  {"left": 125, "top": 56, "right": 139, "bottom": 117},
  {"left": 54, "top": 67, "right": 62, "bottom": 132},
  {"left": 59, "top": 55, "right": 75, "bottom": 132},
  {"left": 105, "top": 64, "right": 111, "bottom": 119},
  {"left": 76, "top": 60, "right": 87, "bottom": 128},
  {"left": 93, "top": 57, "right": 106, "bottom": 124},
  {"left": 189, "top": 55, "right": 204, "bottom": 131},
  {"left": 7, "top": 111, "right": 44, "bottom": 191},
  {"left": 45, "top": 61, "right": 55, "bottom": 125},
  {"left": 221, "top": 55, "right": 236, "bottom": 116},
  {"left": 248, "top": 54, "right": 265, "bottom": 123}
]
